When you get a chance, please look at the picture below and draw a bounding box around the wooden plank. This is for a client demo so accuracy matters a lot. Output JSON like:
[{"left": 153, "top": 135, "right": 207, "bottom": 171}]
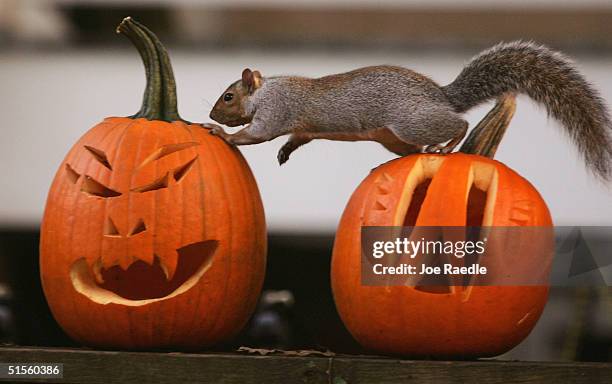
[
  {"left": 2, "top": 347, "right": 330, "bottom": 384},
  {"left": 0, "top": 347, "right": 610, "bottom": 384},
  {"left": 332, "top": 357, "right": 612, "bottom": 384}
]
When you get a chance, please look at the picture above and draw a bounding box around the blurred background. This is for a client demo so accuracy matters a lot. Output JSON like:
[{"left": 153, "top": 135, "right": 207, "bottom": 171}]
[{"left": 0, "top": 0, "right": 610, "bottom": 361}]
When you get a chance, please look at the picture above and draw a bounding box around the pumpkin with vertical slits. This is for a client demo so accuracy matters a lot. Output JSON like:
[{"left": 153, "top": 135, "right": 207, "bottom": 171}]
[{"left": 332, "top": 150, "right": 553, "bottom": 357}]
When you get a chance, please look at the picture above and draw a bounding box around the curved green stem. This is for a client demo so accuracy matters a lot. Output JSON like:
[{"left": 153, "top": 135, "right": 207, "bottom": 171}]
[
  {"left": 116, "top": 17, "right": 183, "bottom": 122},
  {"left": 459, "top": 93, "right": 516, "bottom": 158}
]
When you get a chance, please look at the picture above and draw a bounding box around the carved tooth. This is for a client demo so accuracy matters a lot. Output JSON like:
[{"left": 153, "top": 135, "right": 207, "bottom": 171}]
[
  {"left": 376, "top": 184, "right": 391, "bottom": 195},
  {"left": 100, "top": 254, "right": 118, "bottom": 271},
  {"left": 162, "top": 251, "right": 179, "bottom": 281},
  {"left": 118, "top": 255, "right": 133, "bottom": 271},
  {"left": 374, "top": 172, "right": 394, "bottom": 196},
  {"left": 140, "top": 253, "right": 155, "bottom": 266},
  {"left": 379, "top": 172, "right": 394, "bottom": 182},
  {"left": 510, "top": 200, "right": 534, "bottom": 225},
  {"left": 92, "top": 258, "right": 104, "bottom": 284},
  {"left": 156, "top": 254, "right": 171, "bottom": 281},
  {"left": 374, "top": 200, "right": 387, "bottom": 211}
]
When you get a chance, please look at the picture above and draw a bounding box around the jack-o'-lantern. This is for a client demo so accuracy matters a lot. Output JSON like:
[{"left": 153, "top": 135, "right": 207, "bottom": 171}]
[
  {"left": 40, "top": 18, "right": 266, "bottom": 349},
  {"left": 331, "top": 96, "right": 554, "bottom": 357}
]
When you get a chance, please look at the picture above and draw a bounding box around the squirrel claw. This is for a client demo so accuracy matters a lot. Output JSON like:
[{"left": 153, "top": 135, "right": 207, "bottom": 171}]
[
  {"left": 424, "top": 144, "right": 443, "bottom": 154},
  {"left": 424, "top": 143, "right": 455, "bottom": 154},
  {"left": 277, "top": 148, "right": 290, "bottom": 165},
  {"left": 206, "top": 124, "right": 237, "bottom": 146},
  {"left": 207, "top": 124, "right": 228, "bottom": 138}
]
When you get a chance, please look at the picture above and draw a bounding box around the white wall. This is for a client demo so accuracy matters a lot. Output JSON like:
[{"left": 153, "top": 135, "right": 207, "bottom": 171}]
[{"left": 0, "top": 49, "right": 610, "bottom": 231}]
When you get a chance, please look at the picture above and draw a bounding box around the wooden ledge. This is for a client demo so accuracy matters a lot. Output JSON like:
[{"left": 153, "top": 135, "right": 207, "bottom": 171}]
[{"left": 0, "top": 346, "right": 610, "bottom": 383}]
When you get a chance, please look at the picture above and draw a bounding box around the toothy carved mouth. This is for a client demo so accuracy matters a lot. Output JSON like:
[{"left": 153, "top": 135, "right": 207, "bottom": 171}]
[{"left": 70, "top": 240, "right": 218, "bottom": 306}]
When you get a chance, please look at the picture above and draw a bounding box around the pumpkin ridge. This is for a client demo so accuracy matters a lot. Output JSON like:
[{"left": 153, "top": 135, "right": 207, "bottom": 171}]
[
  {"left": 224, "top": 141, "right": 265, "bottom": 338},
  {"left": 165, "top": 118, "right": 186, "bottom": 343},
  {"left": 191, "top": 134, "right": 233, "bottom": 341},
  {"left": 69, "top": 120, "right": 127, "bottom": 343},
  {"left": 81, "top": 122, "right": 128, "bottom": 271},
  {"left": 126, "top": 122, "right": 150, "bottom": 265},
  {"left": 102, "top": 119, "right": 138, "bottom": 270},
  {"left": 181, "top": 126, "right": 209, "bottom": 342},
  {"left": 83, "top": 122, "right": 128, "bottom": 282}
]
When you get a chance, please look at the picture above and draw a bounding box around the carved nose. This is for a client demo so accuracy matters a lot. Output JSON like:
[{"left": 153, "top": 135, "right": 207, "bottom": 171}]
[
  {"left": 129, "top": 219, "right": 147, "bottom": 237},
  {"left": 104, "top": 217, "right": 121, "bottom": 237},
  {"left": 104, "top": 217, "right": 147, "bottom": 238}
]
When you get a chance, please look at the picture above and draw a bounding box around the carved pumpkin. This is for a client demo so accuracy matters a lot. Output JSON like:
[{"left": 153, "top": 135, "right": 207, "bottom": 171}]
[
  {"left": 40, "top": 18, "right": 266, "bottom": 349},
  {"left": 331, "top": 100, "right": 554, "bottom": 357}
]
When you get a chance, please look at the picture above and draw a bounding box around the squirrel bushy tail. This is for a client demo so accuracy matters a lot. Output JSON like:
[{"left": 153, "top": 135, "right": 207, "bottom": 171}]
[{"left": 443, "top": 41, "right": 612, "bottom": 180}]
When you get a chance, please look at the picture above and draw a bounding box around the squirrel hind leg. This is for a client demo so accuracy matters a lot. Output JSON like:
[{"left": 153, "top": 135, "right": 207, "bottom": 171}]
[
  {"left": 368, "top": 127, "right": 423, "bottom": 156},
  {"left": 380, "top": 141, "right": 423, "bottom": 156},
  {"left": 389, "top": 112, "right": 468, "bottom": 152}
]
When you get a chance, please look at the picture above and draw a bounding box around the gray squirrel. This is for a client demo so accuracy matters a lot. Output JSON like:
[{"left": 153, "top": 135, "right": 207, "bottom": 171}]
[{"left": 206, "top": 41, "right": 612, "bottom": 180}]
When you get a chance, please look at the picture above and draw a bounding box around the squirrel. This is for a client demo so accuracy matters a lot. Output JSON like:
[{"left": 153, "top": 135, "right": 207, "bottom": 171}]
[{"left": 206, "top": 41, "right": 612, "bottom": 180}]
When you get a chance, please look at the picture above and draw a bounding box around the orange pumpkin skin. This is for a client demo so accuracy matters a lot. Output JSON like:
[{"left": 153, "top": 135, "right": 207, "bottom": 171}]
[
  {"left": 40, "top": 117, "right": 266, "bottom": 349},
  {"left": 331, "top": 153, "right": 552, "bottom": 357}
]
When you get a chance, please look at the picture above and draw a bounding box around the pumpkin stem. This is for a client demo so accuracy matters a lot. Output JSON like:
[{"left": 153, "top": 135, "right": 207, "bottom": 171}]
[
  {"left": 117, "top": 17, "right": 183, "bottom": 122},
  {"left": 459, "top": 93, "right": 516, "bottom": 158}
]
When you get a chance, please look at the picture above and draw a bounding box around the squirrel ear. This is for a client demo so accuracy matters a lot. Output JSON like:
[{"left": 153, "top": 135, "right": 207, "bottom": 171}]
[
  {"left": 242, "top": 68, "right": 254, "bottom": 91},
  {"left": 252, "top": 70, "right": 263, "bottom": 91}
]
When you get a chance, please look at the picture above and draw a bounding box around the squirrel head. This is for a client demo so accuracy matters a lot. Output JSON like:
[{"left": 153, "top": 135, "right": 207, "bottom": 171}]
[{"left": 209, "top": 68, "right": 263, "bottom": 127}]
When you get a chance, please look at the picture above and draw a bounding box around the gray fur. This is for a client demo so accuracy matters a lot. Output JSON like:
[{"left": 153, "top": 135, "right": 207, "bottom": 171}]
[
  {"left": 443, "top": 41, "right": 612, "bottom": 180},
  {"left": 213, "top": 42, "right": 611, "bottom": 177},
  {"left": 248, "top": 66, "right": 466, "bottom": 145}
]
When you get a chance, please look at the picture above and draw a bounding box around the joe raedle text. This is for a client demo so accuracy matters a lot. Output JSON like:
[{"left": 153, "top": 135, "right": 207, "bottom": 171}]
[{"left": 370, "top": 237, "right": 488, "bottom": 277}]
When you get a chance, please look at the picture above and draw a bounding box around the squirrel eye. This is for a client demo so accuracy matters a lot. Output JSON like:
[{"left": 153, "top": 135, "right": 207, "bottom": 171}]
[{"left": 223, "top": 93, "right": 234, "bottom": 102}]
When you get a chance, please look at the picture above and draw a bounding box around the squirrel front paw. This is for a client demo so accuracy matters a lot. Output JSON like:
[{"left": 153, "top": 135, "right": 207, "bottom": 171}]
[
  {"left": 204, "top": 123, "right": 225, "bottom": 136},
  {"left": 204, "top": 123, "right": 233, "bottom": 143}
]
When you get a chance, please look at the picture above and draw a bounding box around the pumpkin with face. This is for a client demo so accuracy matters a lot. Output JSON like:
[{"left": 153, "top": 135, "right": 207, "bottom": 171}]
[{"left": 40, "top": 18, "right": 266, "bottom": 349}]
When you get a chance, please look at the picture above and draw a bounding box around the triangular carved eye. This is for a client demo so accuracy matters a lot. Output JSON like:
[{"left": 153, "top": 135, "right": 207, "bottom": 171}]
[
  {"left": 131, "top": 172, "right": 169, "bottom": 193},
  {"left": 84, "top": 146, "right": 112, "bottom": 170},
  {"left": 65, "top": 164, "right": 80, "bottom": 184},
  {"left": 81, "top": 176, "right": 122, "bottom": 198},
  {"left": 173, "top": 156, "right": 198, "bottom": 183},
  {"left": 138, "top": 142, "right": 199, "bottom": 169}
]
